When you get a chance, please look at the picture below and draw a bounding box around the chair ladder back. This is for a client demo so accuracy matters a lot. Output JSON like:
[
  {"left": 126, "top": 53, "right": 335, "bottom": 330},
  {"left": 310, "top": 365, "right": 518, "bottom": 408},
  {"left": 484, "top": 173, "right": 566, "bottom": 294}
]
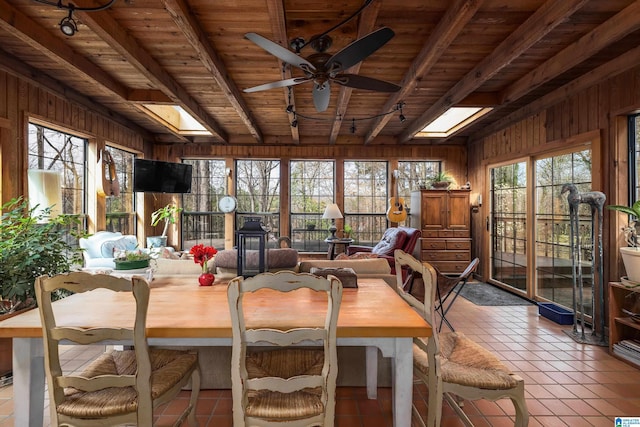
[{"left": 228, "top": 270, "right": 342, "bottom": 427}]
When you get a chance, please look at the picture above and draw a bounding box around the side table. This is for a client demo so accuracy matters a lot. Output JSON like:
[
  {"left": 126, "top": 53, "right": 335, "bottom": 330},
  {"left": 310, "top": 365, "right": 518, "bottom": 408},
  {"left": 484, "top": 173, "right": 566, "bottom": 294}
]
[{"left": 325, "top": 238, "right": 354, "bottom": 260}]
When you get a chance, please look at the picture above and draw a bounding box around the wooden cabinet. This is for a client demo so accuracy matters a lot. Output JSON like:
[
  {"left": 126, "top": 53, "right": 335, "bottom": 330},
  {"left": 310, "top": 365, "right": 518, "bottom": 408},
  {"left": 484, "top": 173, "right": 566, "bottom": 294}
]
[
  {"left": 609, "top": 282, "right": 640, "bottom": 368},
  {"left": 410, "top": 189, "right": 471, "bottom": 274}
]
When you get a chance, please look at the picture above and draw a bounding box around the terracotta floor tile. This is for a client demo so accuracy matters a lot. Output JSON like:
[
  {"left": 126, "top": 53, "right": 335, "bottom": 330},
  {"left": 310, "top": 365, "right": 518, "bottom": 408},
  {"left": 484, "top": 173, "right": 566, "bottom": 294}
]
[{"left": 1, "top": 296, "right": 639, "bottom": 426}]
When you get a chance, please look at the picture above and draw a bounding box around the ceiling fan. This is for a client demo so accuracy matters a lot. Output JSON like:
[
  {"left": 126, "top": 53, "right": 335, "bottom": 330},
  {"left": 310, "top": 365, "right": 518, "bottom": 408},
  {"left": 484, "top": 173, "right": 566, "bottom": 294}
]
[{"left": 243, "top": 27, "right": 401, "bottom": 112}]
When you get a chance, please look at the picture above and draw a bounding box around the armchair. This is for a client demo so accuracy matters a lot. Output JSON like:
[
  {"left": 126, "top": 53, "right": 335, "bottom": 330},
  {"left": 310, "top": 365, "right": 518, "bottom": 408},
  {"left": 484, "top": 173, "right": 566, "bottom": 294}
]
[{"left": 347, "top": 226, "right": 421, "bottom": 274}]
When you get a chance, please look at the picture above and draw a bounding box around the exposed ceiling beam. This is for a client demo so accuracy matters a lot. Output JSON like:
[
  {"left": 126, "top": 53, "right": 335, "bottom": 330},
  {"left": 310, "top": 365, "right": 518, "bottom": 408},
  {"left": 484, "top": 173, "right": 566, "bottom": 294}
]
[
  {"left": 474, "top": 44, "right": 640, "bottom": 141},
  {"left": 362, "top": 0, "right": 483, "bottom": 145},
  {"left": 77, "top": 8, "right": 229, "bottom": 143},
  {"left": 161, "top": 0, "right": 263, "bottom": 144},
  {"left": 0, "top": 48, "right": 155, "bottom": 141},
  {"left": 500, "top": 0, "right": 640, "bottom": 105},
  {"left": 265, "top": 0, "right": 299, "bottom": 143},
  {"left": 127, "top": 89, "right": 174, "bottom": 104},
  {"left": 327, "top": 0, "right": 381, "bottom": 145},
  {"left": 398, "top": 0, "right": 589, "bottom": 143},
  {"left": 0, "top": 0, "right": 128, "bottom": 100}
]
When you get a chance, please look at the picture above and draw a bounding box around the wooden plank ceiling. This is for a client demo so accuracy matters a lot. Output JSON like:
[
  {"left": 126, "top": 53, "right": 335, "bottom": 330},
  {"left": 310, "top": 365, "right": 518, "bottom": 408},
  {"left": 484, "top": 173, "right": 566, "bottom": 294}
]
[{"left": 0, "top": 0, "right": 639, "bottom": 146}]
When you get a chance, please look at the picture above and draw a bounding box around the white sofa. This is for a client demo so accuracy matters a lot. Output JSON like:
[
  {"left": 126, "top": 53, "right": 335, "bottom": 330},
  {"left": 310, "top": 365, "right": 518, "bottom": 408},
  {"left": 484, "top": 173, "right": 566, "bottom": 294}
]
[{"left": 79, "top": 231, "right": 139, "bottom": 269}]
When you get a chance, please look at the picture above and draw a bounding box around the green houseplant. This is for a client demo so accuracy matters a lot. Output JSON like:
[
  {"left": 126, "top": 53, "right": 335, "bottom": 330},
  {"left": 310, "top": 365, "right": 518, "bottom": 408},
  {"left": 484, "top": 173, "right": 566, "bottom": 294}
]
[
  {"left": 0, "top": 197, "right": 83, "bottom": 314},
  {"left": 429, "top": 171, "right": 454, "bottom": 189},
  {"left": 148, "top": 203, "right": 183, "bottom": 248},
  {"left": 608, "top": 201, "right": 640, "bottom": 282}
]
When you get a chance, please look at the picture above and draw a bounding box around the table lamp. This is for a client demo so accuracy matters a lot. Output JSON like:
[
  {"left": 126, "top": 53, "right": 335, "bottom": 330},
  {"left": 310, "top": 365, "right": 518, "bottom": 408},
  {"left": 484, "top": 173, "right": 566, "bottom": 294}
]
[{"left": 322, "top": 203, "right": 343, "bottom": 240}]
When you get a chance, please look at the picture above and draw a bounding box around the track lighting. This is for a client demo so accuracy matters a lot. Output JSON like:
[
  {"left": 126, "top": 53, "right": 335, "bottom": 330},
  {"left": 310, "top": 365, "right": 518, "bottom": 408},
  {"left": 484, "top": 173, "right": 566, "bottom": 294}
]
[
  {"left": 286, "top": 104, "right": 294, "bottom": 113},
  {"left": 350, "top": 119, "right": 356, "bottom": 134},
  {"left": 32, "top": 0, "right": 117, "bottom": 37},
  {"left": 398, "top": 102, "right": 406, "bottom": 122},
  {"left": 59, "top": 9, "right": 77, "bottom": 36},
  {"left": 291, "top": 119, "right": 298, "bottom": 128}
]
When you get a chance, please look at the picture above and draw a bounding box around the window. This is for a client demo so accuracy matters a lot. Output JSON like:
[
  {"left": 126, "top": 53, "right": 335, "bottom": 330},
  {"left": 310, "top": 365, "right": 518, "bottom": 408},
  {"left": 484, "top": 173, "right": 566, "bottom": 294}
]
[
  {"left": 490, "top": 162, "right": 527, "bottom": 292},
  {"left": 535, "top": 149, "right": 592, "bottom": 311},
  {"left": 182, "top": 159, "right": 227, "bottom": 249},
  {"left": 236, "top": 160, "right": 280, "bottom": 245},
  {"left": 105, "top": 146, "right": 136, "bottom": 234},
  {"left": 27, "top": 123, "right": 87, "bottom": 235},
  {"left": 290, "top": 160, "right": 335, "bottom": 251},
  {"left": 397, "top": 161, "right": 441, "bottom": 211},
  {"left": 631, "top": 114, "right": 640, "bottom": 202},
  {"left": 344, "top": 161, "right": 387, "bottom": 246}
]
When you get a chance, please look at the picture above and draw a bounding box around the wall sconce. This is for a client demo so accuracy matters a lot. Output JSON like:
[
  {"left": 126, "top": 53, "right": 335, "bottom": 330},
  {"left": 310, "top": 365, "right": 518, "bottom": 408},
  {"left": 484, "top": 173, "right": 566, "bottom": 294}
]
[{"left": 472, "top": 193, "right": 482, "bottom": 213}]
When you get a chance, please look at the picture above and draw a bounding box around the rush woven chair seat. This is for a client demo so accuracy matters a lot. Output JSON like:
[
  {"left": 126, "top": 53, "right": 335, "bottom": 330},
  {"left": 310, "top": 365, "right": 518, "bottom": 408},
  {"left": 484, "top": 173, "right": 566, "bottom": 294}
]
[
  {"left": 394, "top": 250, "right": 528, "bottom": 427},
  {"left": 228, "top": 270, "right": 342, "bottom": 427},
  {"left": 35, "top": 272, "right": 201, "bottom": 426}
]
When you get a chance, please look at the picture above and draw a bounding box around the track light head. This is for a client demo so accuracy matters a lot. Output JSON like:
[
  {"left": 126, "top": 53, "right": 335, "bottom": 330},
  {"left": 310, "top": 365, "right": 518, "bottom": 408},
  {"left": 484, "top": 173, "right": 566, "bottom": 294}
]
[
  {"left": 350, "top": 119, "right": 356, "bottom": 134},
  {"left": 291, "top": 119, "right": 298, "bottom": 128},
  {"left": 399, "top": 114, "right": 406, "bottom": 123},
  {"left": 59, "top": 9, "right": 77, "bottom": 36},
  {"left": 286, "top": 104, "right": 294, "bottom": 113}
]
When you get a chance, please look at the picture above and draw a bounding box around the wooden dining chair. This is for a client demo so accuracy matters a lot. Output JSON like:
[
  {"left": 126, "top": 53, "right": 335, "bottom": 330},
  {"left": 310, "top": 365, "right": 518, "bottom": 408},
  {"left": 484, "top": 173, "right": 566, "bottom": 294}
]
[
  {"left": 394, "top": 250, "right": 529, "bottom": 427},
  {"left": 35, "top": 271, "right": 201, "bottom": 426},
  {"left": 227, "top": 270, "right": 343, "bottom": 427}
]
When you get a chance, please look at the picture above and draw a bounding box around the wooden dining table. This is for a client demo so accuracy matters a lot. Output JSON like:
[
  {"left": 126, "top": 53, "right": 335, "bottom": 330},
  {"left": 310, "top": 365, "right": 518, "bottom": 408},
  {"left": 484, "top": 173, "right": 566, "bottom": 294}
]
[{"left": 0, "top": 275, "right": 431, "bottom": 427}]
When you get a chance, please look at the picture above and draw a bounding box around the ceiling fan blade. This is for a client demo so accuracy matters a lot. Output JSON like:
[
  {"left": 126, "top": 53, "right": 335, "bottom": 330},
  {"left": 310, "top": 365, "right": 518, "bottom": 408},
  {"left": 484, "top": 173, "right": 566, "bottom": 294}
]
[
  {"left": 245, "top": 33, "right": 316, "bottom": 71},
  {"left": 334, "top": 74, "right": 401, "bottom": 92},
  {"left": 243, "top": 77, "right": 310, "bottom": 93},
  {"left": 313, "top": 83, "right": 331, "bottom": 112},
  {"left": 326, "top": 27, "right": 395, "bottom": 72}
]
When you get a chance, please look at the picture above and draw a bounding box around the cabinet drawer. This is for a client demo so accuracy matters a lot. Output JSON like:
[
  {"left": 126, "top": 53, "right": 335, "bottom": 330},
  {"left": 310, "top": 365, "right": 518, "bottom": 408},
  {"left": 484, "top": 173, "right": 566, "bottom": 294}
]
[
  {"left": 446, "top": 240, "right": 471, "bottom": 250},
  {"left": 431, "top": 261, "right": 472, "bottom": 274},
  {"left": 422, "top": 250, "right": 470, "bottom": 261},
  {"left": 422, "top": 230, "right": 440, "bottom": 238},
  {"left": 421, "top": 239, "right": 446, "bottom": 250},
  {"left": 452, "top": 230, "right": 470, "bottom": 238}
]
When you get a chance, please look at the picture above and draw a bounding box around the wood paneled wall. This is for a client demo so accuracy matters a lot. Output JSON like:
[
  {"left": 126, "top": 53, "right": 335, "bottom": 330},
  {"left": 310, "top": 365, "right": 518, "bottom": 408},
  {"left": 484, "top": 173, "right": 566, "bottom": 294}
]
[
  {"left": 468, "top": 64, "right": 640, "bottom": 285},
  {"left": 0, "top": 70, "right": 145, "bottom": 209}
]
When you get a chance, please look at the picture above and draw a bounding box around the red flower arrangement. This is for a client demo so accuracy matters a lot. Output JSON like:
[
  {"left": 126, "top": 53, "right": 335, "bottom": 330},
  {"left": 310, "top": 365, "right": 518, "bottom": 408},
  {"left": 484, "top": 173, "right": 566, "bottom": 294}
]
[{"left": 189, "top": 244, "right": 218, "bottom": 274}]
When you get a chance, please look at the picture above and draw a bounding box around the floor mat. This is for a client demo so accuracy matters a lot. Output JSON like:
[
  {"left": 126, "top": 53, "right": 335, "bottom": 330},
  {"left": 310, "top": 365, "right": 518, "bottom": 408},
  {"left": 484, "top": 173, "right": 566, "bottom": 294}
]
[{"left": 457, "top": 282, "right": 533, "bottom": 306}]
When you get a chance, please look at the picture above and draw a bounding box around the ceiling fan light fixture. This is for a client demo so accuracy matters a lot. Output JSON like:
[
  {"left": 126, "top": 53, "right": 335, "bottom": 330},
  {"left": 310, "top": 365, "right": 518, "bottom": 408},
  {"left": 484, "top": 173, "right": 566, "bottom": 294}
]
[{"left": 59, "top": 10, "right": 77, "bottom": 36}]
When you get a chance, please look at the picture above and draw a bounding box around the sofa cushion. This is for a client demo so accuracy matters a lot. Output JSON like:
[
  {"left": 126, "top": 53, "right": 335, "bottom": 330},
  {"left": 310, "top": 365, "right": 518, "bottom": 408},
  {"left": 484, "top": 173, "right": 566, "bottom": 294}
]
[
  {"left": 335, "top": 252, "right": 379, "bottom": 260},
  {"left": 100, "top": 236, "right": 139, "bottom": 258},
  {"left": 371, "top": 228, "right": 407, "bottom": 256},
  {"left": 298, "top": 258, "right": 391, "bottom": 275},
  {"left": 214, "top": 248, "right": 299, "bottom": 269},
  {"left": 79, "top": 231, "right": 123, "bottom": 259}
]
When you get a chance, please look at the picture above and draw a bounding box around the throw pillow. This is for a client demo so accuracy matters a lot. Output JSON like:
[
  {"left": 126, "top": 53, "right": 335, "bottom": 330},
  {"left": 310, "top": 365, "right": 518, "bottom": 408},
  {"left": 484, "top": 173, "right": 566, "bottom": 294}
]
[
  {"left": 100, "top": 236, "right": 139, "bottom": 258},
  {"left": 371, "top": 229, "right": 407, "bottom": 256}
]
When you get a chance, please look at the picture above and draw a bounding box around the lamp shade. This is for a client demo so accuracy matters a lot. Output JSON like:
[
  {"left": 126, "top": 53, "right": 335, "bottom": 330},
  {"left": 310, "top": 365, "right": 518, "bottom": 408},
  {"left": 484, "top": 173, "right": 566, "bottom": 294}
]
[
  {"left": 322, "top": 203, "right": 343, "bottom": 220},
  {"left": 28, "top": 169, "right": 62, "bottom": 223}
]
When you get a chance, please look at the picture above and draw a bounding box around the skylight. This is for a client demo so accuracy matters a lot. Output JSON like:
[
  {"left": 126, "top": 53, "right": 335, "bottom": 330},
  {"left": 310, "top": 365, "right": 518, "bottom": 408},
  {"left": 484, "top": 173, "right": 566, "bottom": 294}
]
[
  {"left": 139, "top": 105, "right": 211, "bottom": 136},
  {"left": 416, "top": 107, "right": 493, "bottom": 137}
]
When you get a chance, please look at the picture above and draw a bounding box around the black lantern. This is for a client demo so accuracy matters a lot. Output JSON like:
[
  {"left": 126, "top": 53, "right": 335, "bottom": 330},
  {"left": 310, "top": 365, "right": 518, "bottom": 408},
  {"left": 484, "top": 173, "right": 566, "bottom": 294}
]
[{"left": 236, "top": 217, "right": 268, "bottom": 277}]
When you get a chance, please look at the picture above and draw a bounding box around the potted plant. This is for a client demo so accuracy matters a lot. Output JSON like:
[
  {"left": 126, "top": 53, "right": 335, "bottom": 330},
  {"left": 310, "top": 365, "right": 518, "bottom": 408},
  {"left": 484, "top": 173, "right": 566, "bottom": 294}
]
[
  {"left": 0, "top": 197, "right": 84, "bottom": 314},
  {"left": 148, "top": 203, "right": 183, "bottom": 248},
  {"left": 114, "top": 249, "right": 151, "bottom": 270},
  {"left": 608, "top": 201, "right": 640, "bottom": 282},
  {"left": 429, "top": 171, "right": 454, "bottom": 189},
  {"left": 342, "top": 224, "right": 353, "bottom": 239}
]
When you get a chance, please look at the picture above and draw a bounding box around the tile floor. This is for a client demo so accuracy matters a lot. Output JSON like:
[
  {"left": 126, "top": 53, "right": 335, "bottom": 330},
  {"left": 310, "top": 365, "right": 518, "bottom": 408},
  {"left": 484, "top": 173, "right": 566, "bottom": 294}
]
[{"left": 1, "top": 289, "right": 640, "bottom": 426}]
